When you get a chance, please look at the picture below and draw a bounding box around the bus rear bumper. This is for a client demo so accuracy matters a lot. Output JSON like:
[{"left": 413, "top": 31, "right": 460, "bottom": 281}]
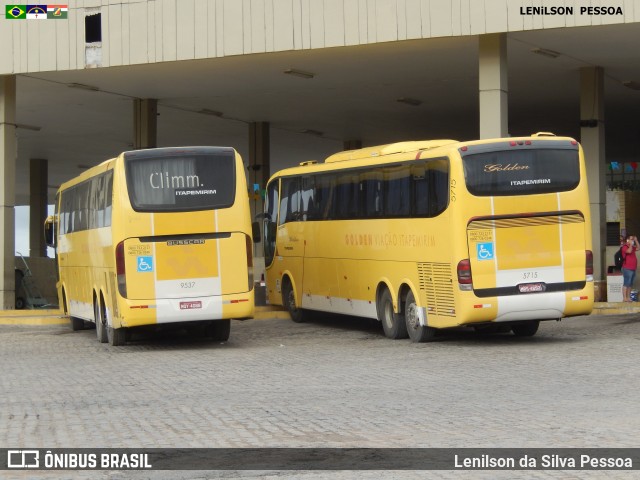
[
  {"left": 424, "top": 284, "right": 594, "bottom": 329},
  {"left": 120, "top": 291, "right": 255, "bottom": 327}
]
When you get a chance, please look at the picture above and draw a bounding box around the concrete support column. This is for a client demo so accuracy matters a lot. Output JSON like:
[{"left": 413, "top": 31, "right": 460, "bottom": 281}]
[
  {"left": 248, "top": 121, "right": 271, "bottom": 219},
  {"left": 29, "top": 158, "right": 48, "bottom": 258},
  {"left": 249, "top": 122, "right": 270, "bottom": 290},
  {"left": 580, "top": 66, "right": 606, "bottom": 282},
  {"left": 0, "top": 75, "right": 17, "bottom": 309},
  {"left": 133, "top": 98, "right": 157, "bottom": 149},
  {"left": 479, "top": 33, "right": 508, "bottom": 139}
]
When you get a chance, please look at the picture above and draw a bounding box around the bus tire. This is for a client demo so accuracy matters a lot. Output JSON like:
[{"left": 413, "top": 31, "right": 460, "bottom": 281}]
[
  {"left": 107, "top": 325, "right": 127, "bottom": 346},
  {"left": 282, "top": 278, "right": 306, "bottom": 323},
  {"left": 209, "top": 320, "right": 231, "bottom": 342},
  {"left": 94, "top": 301, "right": 108, "bottom": 343},
  {"left": 378, "top": 288, "right": 408, "bottom": 339},
  {"left": 511, "top": 320, "right": 540, "bottom": 337},
  {"left": 15, "top": 296, "right": 26, "bottom": 310},
  {"left": 404, "top": 290, "right": 436, "bottom": 343}
]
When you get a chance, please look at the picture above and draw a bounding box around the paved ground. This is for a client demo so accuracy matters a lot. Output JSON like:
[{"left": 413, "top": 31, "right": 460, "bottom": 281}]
[{"left": 1, "top": 312, "right": 640, "bottom": 479}]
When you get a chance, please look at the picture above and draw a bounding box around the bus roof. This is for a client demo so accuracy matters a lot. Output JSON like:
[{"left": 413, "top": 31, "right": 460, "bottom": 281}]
[
  {"left": 57, "top": 156, "right": 117, "bottom": 193},
  {"left": 268, "top": 133, "right": 578, "bottom": 181},
  {"left": 324, "top": 140, "right": 459, "bottom": 163}
]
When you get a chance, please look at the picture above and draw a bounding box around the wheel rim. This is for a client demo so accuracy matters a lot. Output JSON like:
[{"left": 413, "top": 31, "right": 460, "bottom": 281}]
[{"left": 406, "top": 302, "right": 420, "bottom": 331}]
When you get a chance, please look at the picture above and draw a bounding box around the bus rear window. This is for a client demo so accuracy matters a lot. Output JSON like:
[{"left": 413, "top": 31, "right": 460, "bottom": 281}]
[
  {"left": 126, "top": 152, "right": 236, "bottom": 211},
  {"left": 462, "top": 148, "right": 580, "bottom": 196}
]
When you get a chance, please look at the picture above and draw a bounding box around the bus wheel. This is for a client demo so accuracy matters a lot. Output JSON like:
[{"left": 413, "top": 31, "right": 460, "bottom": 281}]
[
  {"left": 404, "top": 291, "right": 436, "bottom": 343},
  {"left": 208, "top": 320, "right": 231, "bottom": 342},
  {"left": 511, "top": 320, "right": 540, "bottom": 337},
  {"left": 378, "top": 289, "right": 408, "bottom": 339},
  {"left": 15, "top": 296, "right": 26, "bottom": 310},
  {"left": 282, "top": 278, "right": 306, "bottom": 323},
  {"left": 94, "top": 301, "right": 108, "bottom": 343},
  {"left": 107, "top": 325, "right": 127, "bottom": 346}
]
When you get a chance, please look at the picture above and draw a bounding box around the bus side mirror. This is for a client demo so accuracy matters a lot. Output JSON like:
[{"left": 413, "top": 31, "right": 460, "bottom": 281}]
[
  {"left": 252, "top": 221, "right": 261, "bottom": 243},
  {"left": 44, "top": 215, "right": 56, "bottom": 248}
]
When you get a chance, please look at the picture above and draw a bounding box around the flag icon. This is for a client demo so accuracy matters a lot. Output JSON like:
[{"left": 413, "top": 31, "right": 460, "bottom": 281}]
[
  {"left": 6, "top": 5, "right": 26, "bottom": 19},
  {"left": 47, "top": 4, "right": 67, "bottom": 19},
  {"left": 26, "top": 4, "right": 47, "bottom": 19}
]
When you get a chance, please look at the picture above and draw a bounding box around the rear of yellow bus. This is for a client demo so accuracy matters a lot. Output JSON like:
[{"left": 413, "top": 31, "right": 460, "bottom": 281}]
[
  {"left": 453, "top": 135, "right": 593, "bottom": 334},
  {"left": 111, "top": 147, "right": 254, "bottom": 339}
]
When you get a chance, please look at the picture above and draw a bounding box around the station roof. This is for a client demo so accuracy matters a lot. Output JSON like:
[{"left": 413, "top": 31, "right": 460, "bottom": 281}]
[{"left": 12, "top": 22, "right": 640, "bottom": 204}]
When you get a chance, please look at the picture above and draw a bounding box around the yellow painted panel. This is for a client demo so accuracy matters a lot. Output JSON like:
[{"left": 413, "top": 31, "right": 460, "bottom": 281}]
[
  {"left": 155, "top": 241, "right": 218, "bottom": 280},
  {"left": 217, "top": 233, "right": 251, "bottom": 294},
  {"left": 495, "top": 224, "right": 561, "bottom": 270}
]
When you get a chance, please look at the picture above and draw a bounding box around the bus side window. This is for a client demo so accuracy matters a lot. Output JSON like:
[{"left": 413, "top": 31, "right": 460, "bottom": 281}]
[
  {"left": 279, "top": 178, "right": 301, "bottom": 224},
  {"left": 301, "top": 176, "right": 316, "bottom": 221},
  {"left": 89, "top": 175, "right": 102, "bottom": 229},
  {"left": 384, "top": 166, "right": 410, "bottom": 217},
  {"left": 317, "top": 174, "right": 335, "bottom": 220},
  {"left": 361, "top": 172, "right": 383, "bottom": 218},
  {"left": 104, "top": 171, "right": 113, "bottom": 227},
  {"left": 428, "top": 159, "right": 449, "bottom": 217},
  {"left": 335, "top": 175, "right": 358, "bottom": 219}
]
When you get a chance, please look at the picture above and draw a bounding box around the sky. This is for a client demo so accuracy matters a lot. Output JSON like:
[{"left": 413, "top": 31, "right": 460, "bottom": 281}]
[{"left": 15, "top": 205, "right": 55, "bottom": 258}]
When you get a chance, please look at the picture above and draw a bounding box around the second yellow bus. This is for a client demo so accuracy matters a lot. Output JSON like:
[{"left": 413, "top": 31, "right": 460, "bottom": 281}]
[{"left": 262, "top": 133, "right": 594, "bottom": 342}]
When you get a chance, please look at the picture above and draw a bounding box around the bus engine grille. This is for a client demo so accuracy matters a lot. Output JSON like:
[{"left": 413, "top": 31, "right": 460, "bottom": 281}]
[{"left": 418, "top": 262, "right": 455, "bottom": 317}]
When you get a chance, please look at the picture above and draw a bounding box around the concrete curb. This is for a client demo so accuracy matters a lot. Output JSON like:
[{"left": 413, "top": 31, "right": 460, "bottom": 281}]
[
  {"left": 0, "top": 306, "right": 289, "bottom": 325},
  {"left": 3, "top": 303, "right": 637, "bottom": 326}
]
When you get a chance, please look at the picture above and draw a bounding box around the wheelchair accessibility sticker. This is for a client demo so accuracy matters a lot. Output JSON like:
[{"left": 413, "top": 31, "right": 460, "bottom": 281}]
[
  {"left": 137, "top": 256, "right": 153, "bottom": 272},
  {"left": 476, "top": 242, "right": 494, "bottom": 261}
]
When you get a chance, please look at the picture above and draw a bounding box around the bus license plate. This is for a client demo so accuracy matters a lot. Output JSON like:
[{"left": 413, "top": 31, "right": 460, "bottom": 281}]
[
  {"left": 180, "top": 301, "right": 202, "bottom": 310},
  {"left": 518, "top": 283, "right": 545, "bottom": 293}
]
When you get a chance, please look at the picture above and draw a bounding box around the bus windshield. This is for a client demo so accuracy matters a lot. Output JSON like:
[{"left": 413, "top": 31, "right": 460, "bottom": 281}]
[
  {"left": 125, "top": 150, "right": 236, "bottom": 211},
  {"left": 462, "top": 147, "right": 580, "bottom": 196}
]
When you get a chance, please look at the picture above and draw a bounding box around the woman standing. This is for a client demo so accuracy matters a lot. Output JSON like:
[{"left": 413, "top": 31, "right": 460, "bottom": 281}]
[{"left": 621, "top": 235, "right": 638, "bottom": 302}]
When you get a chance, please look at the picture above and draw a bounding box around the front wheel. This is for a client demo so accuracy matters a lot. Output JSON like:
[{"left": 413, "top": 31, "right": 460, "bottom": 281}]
[
  {"left": 512, "top": 320, "right": 540, "bottom": 337},
  {"left": 282, "top": 278, "right": 306, "bottom": 323},
  {"left": 378, "top": 289, "right": 408, "bottom": 339},
  {"left": 404, "top": 291, "right": 436, "bottom": 343}
]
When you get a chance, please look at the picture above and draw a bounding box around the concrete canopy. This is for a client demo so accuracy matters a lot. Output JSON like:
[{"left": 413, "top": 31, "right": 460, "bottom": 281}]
[{"left": 11, "top": 22, "right": 640, "bottom": 205}]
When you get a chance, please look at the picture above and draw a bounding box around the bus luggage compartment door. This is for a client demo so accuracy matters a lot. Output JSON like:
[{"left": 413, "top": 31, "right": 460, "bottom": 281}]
[{"left": 467, "top": 213, "right": 586, "bottom": 296}]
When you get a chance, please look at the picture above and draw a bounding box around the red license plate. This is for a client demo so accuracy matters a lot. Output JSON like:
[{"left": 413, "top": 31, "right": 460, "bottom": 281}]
[
  {"left": 518, "top": 283, "right": 545, "bottom": 293},
  {"left": 180, "top": 301, "right": 202, "bottom": 310}
]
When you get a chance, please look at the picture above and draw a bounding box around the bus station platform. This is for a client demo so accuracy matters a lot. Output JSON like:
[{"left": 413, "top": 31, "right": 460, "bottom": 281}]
[
  {"left": 0, "top": 303, "right": 638, "bottom": 325},
  {"left": 0, "top": 305, "right": 291, "bottom": 325}
]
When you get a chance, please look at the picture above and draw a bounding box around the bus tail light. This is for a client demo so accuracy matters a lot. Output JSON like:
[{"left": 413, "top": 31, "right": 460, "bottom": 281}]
[
  {"left": 115, "top": 241, "right": 127, "bottom": 298},
  {"left": 246, "top": 234, "right": 254, "bottom": 291},
  {"left": 457, "top": 259, "right": 473, "bottom": 290},
  {"left": 585, "top": 250, "right": 594, "bottom": 281}
]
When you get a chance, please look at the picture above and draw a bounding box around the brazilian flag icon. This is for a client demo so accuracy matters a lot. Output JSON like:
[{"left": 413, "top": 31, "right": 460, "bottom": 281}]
[{"left": 6, "top": 5, "right": 27, "bottom": 19}]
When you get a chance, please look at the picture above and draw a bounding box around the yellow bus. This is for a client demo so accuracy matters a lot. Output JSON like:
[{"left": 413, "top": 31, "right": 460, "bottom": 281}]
[
  {"left": 262, "top": 133, "right": 593, "bottom": 342},
  {"left": 45, "top": 146, "right": 255, "bottom": 346}
]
